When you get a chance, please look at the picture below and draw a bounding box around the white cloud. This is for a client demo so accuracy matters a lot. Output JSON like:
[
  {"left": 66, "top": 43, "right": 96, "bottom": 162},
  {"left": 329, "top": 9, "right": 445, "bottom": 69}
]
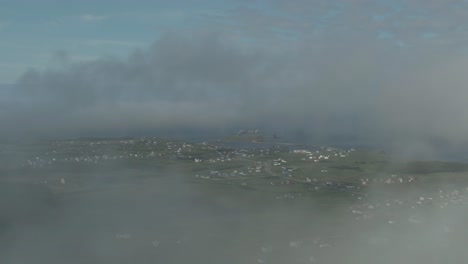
[
  {"left": 3, "top": 1, "right": 468, "bottom": 154},
  {"left": 80, "top": 14, "right": 108, "bottom": 22},
  {"left": 83, "top": 39, "right": 145, "bottom": 48}
]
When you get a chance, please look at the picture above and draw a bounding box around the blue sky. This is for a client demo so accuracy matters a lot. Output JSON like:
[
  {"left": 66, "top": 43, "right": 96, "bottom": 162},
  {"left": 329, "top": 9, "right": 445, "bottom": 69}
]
[
  {"left": 0, "top": 0, "right": 240, "bottom": 82},
  {"left": 2, "top": 0, "right": 468, "bottom": 83}
]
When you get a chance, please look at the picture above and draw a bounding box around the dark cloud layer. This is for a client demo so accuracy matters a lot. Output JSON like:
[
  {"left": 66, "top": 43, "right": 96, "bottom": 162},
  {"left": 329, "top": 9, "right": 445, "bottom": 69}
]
[{"left": 2, "top": 31, "right": 468, "bottom": 158}]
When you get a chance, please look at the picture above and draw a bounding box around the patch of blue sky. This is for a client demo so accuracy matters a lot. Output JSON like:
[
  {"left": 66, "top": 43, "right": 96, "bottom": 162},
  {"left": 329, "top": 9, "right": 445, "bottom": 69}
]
[
  {"left": 392, "top": 20, "right": 402, "bottom": 28},
  {"left": 270, "top": 28, "right": 300, "bottom": 41},
  {"left": 377, "top": 31, "right": 394, "bottom": 40},
  {"left": 250, "top": 1, "right": 300, "bottom": 25},
  {"left": 320, "top": 9, "right": 340, "bottom": 21},
  {"left": 300, "top": 7, "right": 342, "bottom": 32},
  {"left": 371, "top": 14, "right": 388, "bottom": 22},
  {"left": 395, "top": 40, "right": 406, "bottom": 48},
  {"left": 379, "top": 0, "right": 404, "bottom": 13},
  {"left": 312, "top": 23, "right": 328, "bottom": 34},
  {"left": 454, "top": 26, "right": 466, "bottom": 33},
  {"left": 239, "top": 0, "right": 265, "bottom": 10},
  {"left": 422, "top": 32, "right": 438, "bottom": 39}
]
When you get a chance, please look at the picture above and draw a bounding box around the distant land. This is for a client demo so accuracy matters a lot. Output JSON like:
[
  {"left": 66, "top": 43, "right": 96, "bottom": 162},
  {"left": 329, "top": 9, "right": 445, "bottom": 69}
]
[{"left": 2, "top": 136, "right": 468, "bottom": 263}]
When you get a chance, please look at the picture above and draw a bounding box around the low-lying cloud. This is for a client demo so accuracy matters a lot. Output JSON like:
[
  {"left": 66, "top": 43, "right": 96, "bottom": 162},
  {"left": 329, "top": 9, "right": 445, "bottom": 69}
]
[{"left": 2, "top": 31, "right": 468, "bottom": 157}]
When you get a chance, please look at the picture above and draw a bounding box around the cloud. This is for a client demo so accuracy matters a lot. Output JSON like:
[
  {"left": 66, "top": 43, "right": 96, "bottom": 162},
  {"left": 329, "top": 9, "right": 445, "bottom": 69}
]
[
  {"left": 80, "top": 14, "right": 108, "bottom": 22},
  {"left": 2, "top": 1, "right": 468, "bottom": 158},
  {"left": 0, "top": 31, "right": 462, "bottom": 152},
  {"left": 83, "top": 39, "right": 145, "bottom": 48}
]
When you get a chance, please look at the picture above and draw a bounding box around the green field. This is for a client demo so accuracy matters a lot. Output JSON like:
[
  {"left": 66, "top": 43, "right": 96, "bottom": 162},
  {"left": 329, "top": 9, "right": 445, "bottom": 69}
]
[{"left": 2, "top": 137, "right": 468, "bottom": 263}]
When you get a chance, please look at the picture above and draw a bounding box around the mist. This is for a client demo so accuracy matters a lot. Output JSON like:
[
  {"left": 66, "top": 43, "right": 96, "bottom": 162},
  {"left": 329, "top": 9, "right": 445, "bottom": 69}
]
[
  {"left": 3, "top": 1, "right": 468, "bottom": 263},
  {"left": 3, "top": 162, "right": 468, "bottom": 264},
  {"left": 1, "top": 28, "right": 468, "bottom": 157}
]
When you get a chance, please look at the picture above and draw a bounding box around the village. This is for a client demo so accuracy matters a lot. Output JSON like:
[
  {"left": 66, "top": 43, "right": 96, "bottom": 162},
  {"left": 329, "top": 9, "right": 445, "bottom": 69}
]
[
  {"left": 7, "top": 136, "right": 468, "bottom": 223},
  {"left": 3, "top": 136, "right": 468, "bottom": 263}
]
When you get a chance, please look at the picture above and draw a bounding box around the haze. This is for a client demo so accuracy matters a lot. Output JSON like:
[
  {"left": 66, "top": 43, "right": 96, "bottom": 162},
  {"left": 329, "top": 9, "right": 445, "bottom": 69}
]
[
  {"left": 1, "top": 0, "right": 468, "bottom": 157},
  {"left": 2, "top": 1, "right": 468, "bottom": 263}
]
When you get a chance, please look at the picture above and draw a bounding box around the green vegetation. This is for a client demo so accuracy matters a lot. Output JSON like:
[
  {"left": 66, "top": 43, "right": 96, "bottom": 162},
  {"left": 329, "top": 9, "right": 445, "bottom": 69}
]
[
  {"left": 3, "top": 137, "right": 468, "bottom": 264},
  {"left": 3, "top": 137, "right": 468, "bottom": 197}
]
